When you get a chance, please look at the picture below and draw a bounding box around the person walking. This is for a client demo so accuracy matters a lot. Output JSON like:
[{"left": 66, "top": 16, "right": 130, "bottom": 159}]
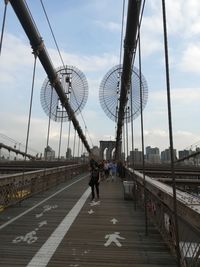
[
  {"left": 111, "top": 160, "right": 117, "bottom": 182},
  {"left": 89, "top": 165, "right": 100, "bottom": 201}
]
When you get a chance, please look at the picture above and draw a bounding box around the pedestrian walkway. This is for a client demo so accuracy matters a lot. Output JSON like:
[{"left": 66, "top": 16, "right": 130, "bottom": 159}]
[{"left": 0, "top": 172, "right": 177, "bottom": 266}]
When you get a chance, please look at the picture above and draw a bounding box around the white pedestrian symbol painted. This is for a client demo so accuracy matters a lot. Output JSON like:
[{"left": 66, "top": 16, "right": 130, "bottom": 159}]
[
  {"left": 89, "top": 200, "right": 100, "bottom": 207},
  {"left": 88, "top": 209, "right": 94, "bottom": 214},
  {"left": 104, "top": 232, "right": 125, "bottom": 247},
  {"left": 110, "top": 218, "right": 118, "bottom": 224}
]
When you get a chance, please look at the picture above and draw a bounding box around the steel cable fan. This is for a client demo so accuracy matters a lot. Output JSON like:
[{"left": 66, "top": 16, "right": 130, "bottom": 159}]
[
  {"left": 99, "top": 64, "right": 148, "bottom": 122},
  {"left": 40, "top": 65, "right": 88, "bottom": 121}
]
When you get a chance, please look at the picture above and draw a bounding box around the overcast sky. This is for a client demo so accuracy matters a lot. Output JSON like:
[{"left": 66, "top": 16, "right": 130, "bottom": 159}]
[{"left": 0, "top": 0, "right": 200, "bottom": 158}]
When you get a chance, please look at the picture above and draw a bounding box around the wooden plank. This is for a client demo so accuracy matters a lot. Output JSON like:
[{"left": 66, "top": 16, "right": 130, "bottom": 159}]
[{"left": 0, "top": 173, "right": 177, "bottom": 266}]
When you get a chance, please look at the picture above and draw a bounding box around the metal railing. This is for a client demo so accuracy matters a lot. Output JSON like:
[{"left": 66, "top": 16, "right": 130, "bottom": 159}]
[
  {"left": 125, "top": 168, "right": 200, "bottom": 267},
  {"left": 0, "top": 163, "right": 88, "bottom": 211}
]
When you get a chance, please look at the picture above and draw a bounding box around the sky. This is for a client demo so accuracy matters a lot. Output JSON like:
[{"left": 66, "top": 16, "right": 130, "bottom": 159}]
[{"left": 0, "top": 0, "right": 200, "bottom": 158}]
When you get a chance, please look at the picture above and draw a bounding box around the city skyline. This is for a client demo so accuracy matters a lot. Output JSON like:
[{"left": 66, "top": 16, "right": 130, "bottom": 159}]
[
  {"left": 1, "top": 130, "right": 199, "bottom": 161},
  {"left": 0, "top": 1, "right": 200, "bottom": 157}
]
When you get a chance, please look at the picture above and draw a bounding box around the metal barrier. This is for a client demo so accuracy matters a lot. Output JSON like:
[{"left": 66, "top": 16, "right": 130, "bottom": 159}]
[
  {"left": 125, "top": 168, "right": 200, "bottom": 267},
  {"left": 0, "top": 163, "right": 88, "bottom": 211}
]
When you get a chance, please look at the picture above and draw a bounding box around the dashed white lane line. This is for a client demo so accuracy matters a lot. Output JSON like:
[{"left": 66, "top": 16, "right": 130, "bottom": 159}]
[
  {"left": 0, "top": 175, "right": 88, "bottom": 230},
  {"left": 26, "top": 187, "right": 91, "bottom": 267}
]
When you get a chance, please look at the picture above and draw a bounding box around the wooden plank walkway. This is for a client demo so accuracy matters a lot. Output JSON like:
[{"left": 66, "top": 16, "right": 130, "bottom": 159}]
[{"left": 0, "top": 172, "right": 178, "bottom": 267}]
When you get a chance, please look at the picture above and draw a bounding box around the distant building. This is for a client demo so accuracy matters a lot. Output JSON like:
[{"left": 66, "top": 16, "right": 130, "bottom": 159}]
[
  {"left": 178, "top": 149, "right": 190, "bottom": 160},
  {"left": 44, "top": 145, "right": 55, "bottom": 160},
  {"left": 146, "top": 146, "right": 160, "bottom": 163},
  {"left": 161, "top": 148, "right": 176, "bottom": 163},
  {"left": 130, "top": 149, "right": 143, "bottom": 164},
  {"left": 66, "top": 148, "right": 72, "bottom": 159},
  {"left": 178, "top": 148, "right": 200, "bottom": 166}
]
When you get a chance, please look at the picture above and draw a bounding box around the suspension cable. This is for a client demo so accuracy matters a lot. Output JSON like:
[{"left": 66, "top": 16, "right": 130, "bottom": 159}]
[
  {"left": 77, "top": 135, "right": 80, "bottom": 158},
  {"left": 72, "top": 127, "right": 76, "bottom": 159},
  {"left": 58, "top": 106, "right": 64, "bottom": 159},
  {"left": 45, "top": 84, "right": 53, "bottom": 160},
  {"left": 40, "top": 0, "right": 65, "bottom": 67},
  {"left": 119, "top": 0, "right": 126, "bottom": 66},
  {"left": 132, "top": 0, "right": 147, "bottom": 66},
  {"left": 0, "top": 0, "right": 9, "bottom": 56},
  {"left": 130, "top": 83, "right": 135, "bottom": 170},
  {"left": 122, "top": 123, "right": 126, "bottom": 161},
  {"left": 125, "top": 107, "right": 129, "bottom": 164},
  {"left": 161, "top": 0, "right": 181, "bottom": 265},
  {"left": 24, "top": 53, "right": 37, "bottom": 159},
  {"left": 40, "top": 0, "right": 94, "bottom": 149},
  {"left": 67, "top": 120, "right": 71, "bottom": 158},
  {"left": 138, "top": 25, "right": 148, "bottom": 236}
]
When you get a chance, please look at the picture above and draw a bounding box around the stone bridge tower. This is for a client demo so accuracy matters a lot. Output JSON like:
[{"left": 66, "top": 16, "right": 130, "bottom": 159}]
[{"left": 99, "top": 141, "right": 121, "bottom": 160}]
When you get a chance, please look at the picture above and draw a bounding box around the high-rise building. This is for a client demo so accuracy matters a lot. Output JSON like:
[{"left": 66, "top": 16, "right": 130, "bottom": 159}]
[
  {"left": 66, "top": 147, "right": 72, "bottom": 159},
  {"left": 130, "top": 149, "right": 143, "bottom": 163},
  {"left": 44, "top": 145, "right": 55, "bottom": 160},
  {"left": 161, "top": 148, "right": 176, "bottom": 163},
  {"left": 178, "top": 149, "right": 190, "bottom": 160},
  {"left": 146, "top": 146, "right": 160, "bottom": 163}
]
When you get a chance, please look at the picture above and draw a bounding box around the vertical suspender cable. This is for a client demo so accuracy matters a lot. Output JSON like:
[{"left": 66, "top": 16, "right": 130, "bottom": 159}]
[
  {"left": 72, "top": 128, "right": 76, "bottom": 160},
  {"left": 130, "top": 82, "right": 136, "bottom": 210},
  {"left": 24, "top": 54, "right": 37, "bottom": 160},
  {"left": 123, "top": 124, "right": 126, "bottom": 161},
  {"left": 138, "top": 27, "right": 148, "bottom": 236},
  {"left": 58, "top": 107, "right": 64, "bottom": 159},
  {"left": 81, "top": 126, "right": 86, "bottom": 158},
  {"left": 126, "top": 107, "right": 129, "bottom": 164},
  {"left": 130, "top": 84, "right": 135, "bottom": 170},
  {"left": 67, "top": 120, "right": 71, "bottom": 158},
  {"left": 81, "top": 138, "right": 84, "bottom": 157},
  {"left": 161, "top": 1, "right": 181, "bottom": 265},
  {"left": 21, "top": 53, "right": 37, "bottom": 199},
  {"left": 45, "top": 85, "right": 53, "bottom": 160},
  {"left": 0, "top": 0, "right": 8, "bottom": 56},
  {"left": 77, "top": 136, "right": 80, "bottom": 158}
]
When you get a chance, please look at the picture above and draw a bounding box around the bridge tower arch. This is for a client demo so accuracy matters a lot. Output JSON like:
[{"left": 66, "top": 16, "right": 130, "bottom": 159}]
[{"left": 100, "top": 141, "right": 121, "bottom": 160}]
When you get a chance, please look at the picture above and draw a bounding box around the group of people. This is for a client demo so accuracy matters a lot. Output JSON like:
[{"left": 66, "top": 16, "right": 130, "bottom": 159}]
[{"left": 88, "top": 156, "right": 125, "bottom": 201}]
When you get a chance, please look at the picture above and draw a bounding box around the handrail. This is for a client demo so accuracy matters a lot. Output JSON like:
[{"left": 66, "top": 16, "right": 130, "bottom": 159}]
[
  {"left": 0, "top": 163, "right": 88, "bottom": 211},
  {"left": 124, "top": 167, "right": 200, "bottom": 267}
]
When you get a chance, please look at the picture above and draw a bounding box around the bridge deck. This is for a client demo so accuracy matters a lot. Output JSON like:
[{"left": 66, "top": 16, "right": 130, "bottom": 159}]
[{"left": 0, "top": 172, "right": 177, "bottom": 267}]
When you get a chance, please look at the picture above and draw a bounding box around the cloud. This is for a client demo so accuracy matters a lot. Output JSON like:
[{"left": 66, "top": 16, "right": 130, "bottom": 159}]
[
  {"left": 179, "top": 43, "right": 200, "bottom": 73},
  {"left": 95, "top": 20, "right": 121, "bottom": 32},
  {"left": 150, "top": 87, "right": 200, "bottom": 106},
  {"left": 48, "top": 48, "right": 118, "bottom": 73}
]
